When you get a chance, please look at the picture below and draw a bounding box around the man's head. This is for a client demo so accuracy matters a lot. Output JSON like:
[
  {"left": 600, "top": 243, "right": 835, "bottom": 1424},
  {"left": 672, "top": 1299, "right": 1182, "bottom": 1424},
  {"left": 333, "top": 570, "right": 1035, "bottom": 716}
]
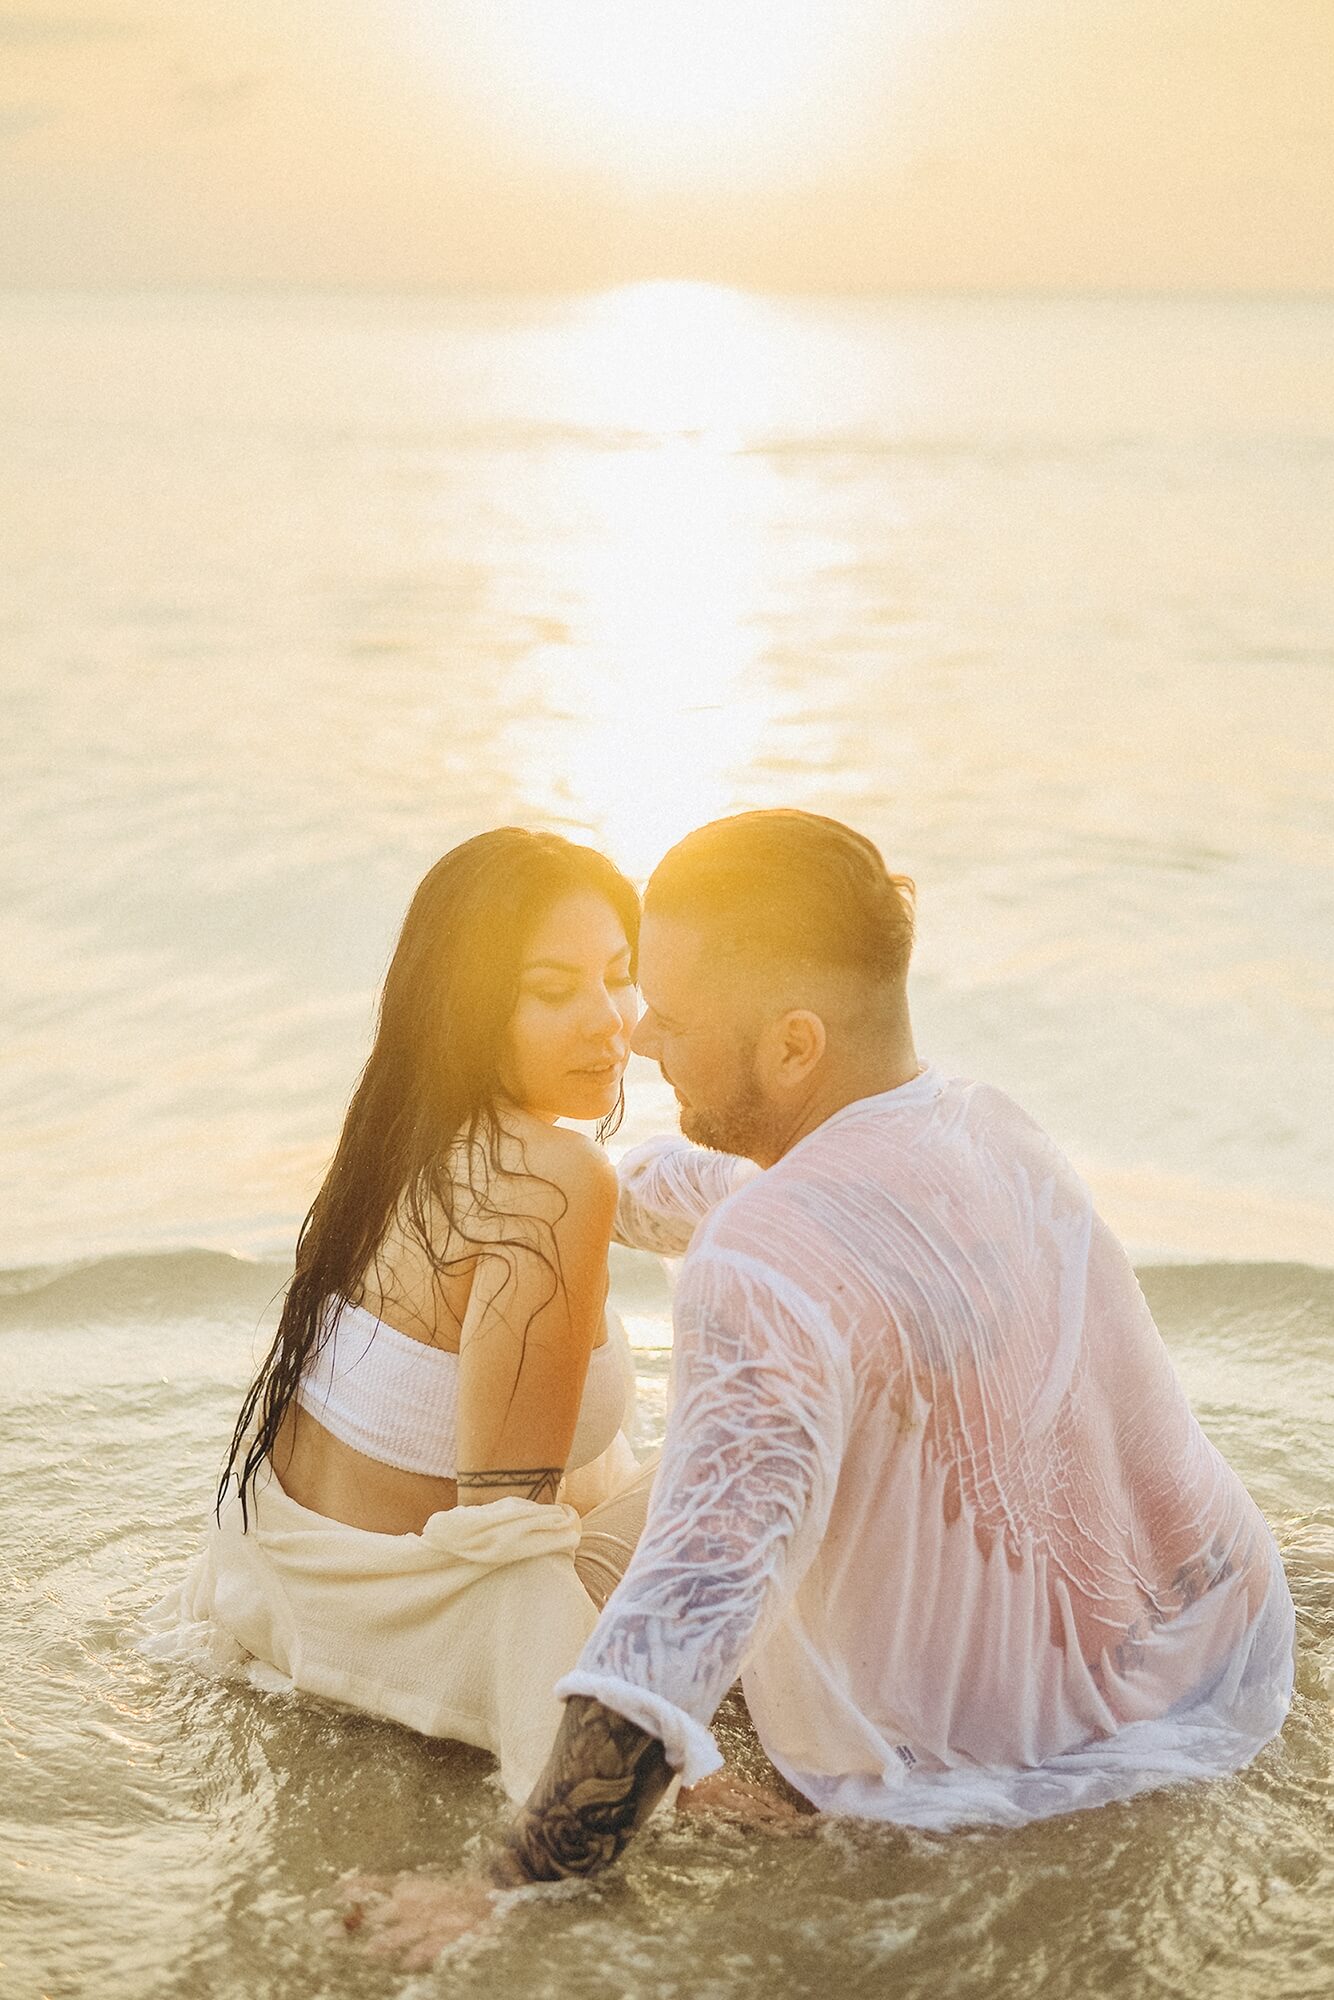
[{"left": 631, "top": 810, "right": 916, "bottom": 1164}]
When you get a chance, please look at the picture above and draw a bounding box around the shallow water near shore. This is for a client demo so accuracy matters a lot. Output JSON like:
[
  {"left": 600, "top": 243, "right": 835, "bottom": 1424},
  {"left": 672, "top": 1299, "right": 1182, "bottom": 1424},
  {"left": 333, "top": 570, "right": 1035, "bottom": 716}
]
[{"left": 1, "top": 1252, "right": 1331, "bottom": 2000}]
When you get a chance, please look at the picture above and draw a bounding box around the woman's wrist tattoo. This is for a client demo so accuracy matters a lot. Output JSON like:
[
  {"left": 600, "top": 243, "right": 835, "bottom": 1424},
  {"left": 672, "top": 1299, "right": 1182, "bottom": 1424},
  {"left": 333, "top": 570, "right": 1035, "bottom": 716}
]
[{"left": 456, "top": 1467, "right": 563, "bottom": 1503}]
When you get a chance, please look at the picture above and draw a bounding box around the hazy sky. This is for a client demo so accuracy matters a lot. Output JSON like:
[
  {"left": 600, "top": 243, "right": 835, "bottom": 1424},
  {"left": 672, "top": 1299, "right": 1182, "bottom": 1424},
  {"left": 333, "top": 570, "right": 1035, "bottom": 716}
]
[{"left": 1, "top": 0, "right": 1331, "bottom": 291}]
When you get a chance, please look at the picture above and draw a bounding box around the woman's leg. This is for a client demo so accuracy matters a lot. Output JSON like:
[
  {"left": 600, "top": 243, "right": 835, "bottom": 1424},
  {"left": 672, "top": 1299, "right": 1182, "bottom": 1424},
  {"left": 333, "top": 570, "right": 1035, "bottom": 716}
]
[{"left": 573, "top": 1455, "right": 659, "bottom": 1610}]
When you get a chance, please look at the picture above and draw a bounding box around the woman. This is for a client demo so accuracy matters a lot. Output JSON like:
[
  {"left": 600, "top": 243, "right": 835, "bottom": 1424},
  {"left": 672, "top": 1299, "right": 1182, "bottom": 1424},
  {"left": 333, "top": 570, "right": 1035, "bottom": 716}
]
[{"left": 147, "top": 829, "right": 654, "bottom": 1799}]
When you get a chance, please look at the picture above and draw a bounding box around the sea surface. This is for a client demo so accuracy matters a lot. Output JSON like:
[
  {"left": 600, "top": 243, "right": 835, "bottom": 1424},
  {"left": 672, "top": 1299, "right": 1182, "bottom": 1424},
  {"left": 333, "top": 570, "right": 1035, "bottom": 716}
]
[{"left": 1, "top": 289, "right": 1331, "bottom": 1999}]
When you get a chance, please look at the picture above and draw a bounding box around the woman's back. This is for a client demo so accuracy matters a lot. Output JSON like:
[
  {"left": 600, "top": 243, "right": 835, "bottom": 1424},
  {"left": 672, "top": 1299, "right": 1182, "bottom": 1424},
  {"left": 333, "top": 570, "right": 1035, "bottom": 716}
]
[{"left": 273, "top": 1109, "right": 621, "bottom": 1535}]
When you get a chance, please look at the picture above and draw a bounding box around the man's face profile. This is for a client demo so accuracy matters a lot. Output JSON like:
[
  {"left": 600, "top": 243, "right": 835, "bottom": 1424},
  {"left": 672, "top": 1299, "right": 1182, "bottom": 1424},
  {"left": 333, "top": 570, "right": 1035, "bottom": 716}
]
[{"left": 631, "top": 913, "right": 777, "bottom": 1160}]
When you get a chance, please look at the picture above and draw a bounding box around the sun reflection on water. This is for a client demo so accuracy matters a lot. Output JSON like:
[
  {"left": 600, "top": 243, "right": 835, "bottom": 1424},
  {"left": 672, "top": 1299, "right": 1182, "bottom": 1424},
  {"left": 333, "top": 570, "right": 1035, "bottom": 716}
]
[{"left": 508, "top": 283, "right": 802, "bottom": 878}]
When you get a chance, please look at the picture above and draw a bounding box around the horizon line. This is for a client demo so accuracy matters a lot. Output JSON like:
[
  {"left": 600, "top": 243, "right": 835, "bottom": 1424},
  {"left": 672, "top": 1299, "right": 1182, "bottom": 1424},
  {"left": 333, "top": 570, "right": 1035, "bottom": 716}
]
[{"left": 1, "top": 279, "right": 1331, "bottom": 306}]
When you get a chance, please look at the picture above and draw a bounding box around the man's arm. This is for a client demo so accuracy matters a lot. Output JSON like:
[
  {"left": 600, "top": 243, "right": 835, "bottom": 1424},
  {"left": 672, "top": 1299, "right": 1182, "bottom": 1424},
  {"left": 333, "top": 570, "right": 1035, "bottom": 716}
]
[
  {"left": 488, "top": 1698, "right": 672, "bottom": 1886},
  {"left": 485, "top": 1246, "right": 851, "bottom": 1884},
  {"left": 613, "top": 1137, "right": 760, "bottom": 1255}
]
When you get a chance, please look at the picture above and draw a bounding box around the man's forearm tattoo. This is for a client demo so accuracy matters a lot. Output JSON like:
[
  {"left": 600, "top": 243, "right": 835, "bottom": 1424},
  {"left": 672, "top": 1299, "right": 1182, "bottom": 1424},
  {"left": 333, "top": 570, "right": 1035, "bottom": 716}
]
[
  {"left": 456, "top": 1467, "right": 563, "bottom": 1503},
  {"left": 489, "top": 1696, "right": 673, "bottom": 1885}
]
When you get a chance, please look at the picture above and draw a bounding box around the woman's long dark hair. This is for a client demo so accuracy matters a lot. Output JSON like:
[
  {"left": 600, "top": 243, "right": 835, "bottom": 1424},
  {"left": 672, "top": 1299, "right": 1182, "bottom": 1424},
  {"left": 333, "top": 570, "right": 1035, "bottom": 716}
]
[{"left": 219, "top": 828, "right": 640, "bottom": 1526}]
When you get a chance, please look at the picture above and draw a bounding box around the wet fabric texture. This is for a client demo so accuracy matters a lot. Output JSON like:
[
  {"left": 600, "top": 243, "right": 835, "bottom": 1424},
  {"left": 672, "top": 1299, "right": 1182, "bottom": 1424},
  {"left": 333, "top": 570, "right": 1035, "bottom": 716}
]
[
  {"left": 143, "top": 1452, "right": 657, "bottom": 1800},
  {"left": 560, "top": 1070, "right": 1295, "bottom": 1826},
  {"left": 295, "top": 1299, "right": 634, "bottom": 1479}
]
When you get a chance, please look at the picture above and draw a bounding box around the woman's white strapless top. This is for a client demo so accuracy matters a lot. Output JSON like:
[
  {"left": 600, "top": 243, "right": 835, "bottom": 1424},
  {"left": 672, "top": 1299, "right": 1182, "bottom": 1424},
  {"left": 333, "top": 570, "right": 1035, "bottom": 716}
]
[{"left": 295, "top": 1296, "right": 632, "bottom": 1480}]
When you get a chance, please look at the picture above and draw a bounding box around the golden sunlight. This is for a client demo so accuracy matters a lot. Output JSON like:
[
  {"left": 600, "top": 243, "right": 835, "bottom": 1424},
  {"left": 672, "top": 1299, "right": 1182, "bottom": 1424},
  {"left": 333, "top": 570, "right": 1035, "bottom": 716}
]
[
  {"left": 507, "top": 285, "right": 798, "bottom": 876},
  {"left": 422, "top": 0, "right": 900, "bottom": 192}
]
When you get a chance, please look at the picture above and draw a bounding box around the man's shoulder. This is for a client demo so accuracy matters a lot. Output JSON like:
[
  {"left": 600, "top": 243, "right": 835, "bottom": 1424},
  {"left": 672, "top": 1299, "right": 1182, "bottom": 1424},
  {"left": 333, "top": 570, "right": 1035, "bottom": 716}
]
[
  {"left": 797, "top": 1069, "right": 1059, "bottom": 1164},
  {"left": 683, "top": 1173, "right": 840, "bottom": 1309},
  {"left": 688, "top": 1069, "right": 1040, "bottom": 1250}
]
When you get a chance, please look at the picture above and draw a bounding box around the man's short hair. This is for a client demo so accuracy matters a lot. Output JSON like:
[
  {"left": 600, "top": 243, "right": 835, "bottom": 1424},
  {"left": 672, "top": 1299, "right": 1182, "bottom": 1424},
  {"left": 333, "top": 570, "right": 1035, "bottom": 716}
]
[{"left": 644, "top": 810, "right": 915, "bottom": 989}]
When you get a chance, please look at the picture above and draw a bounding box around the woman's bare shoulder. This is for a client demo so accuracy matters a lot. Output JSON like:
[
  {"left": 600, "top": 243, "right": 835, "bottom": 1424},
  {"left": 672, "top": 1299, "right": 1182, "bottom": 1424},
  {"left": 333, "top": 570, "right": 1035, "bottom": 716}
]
[
  {"left": 438, "top": 1109, "right": 616, "bottom": 1228},
  {"left": 494, "top": 1110, "right": 617, "bottom": 1210}
]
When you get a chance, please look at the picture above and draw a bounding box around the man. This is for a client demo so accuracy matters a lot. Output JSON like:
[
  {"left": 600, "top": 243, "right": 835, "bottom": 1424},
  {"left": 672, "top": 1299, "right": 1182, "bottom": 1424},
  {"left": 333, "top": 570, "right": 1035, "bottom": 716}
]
[{"left": 354, "top": 809, "right": 1293, "bottom": 1953}]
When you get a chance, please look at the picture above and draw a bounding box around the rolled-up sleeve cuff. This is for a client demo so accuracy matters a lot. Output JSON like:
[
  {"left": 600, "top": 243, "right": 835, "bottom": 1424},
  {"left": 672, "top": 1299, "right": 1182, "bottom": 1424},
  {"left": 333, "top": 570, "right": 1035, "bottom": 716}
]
[{"left": 553, "top": 1670, "right": 724, "bottom": 1788}]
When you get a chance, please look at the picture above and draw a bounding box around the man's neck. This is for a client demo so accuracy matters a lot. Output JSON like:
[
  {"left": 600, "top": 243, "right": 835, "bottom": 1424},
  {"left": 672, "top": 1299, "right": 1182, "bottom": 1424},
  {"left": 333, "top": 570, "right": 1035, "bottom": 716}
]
[{"left": 763, "top": 1044, "right": 924, "bottom": 1167}]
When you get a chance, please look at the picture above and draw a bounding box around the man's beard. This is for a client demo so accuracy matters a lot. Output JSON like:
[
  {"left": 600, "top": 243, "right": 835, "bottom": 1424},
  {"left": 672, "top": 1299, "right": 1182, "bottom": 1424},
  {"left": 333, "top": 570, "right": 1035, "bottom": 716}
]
[{"left": 679, "top": 1073, "right": 776, "bottom": 1163}]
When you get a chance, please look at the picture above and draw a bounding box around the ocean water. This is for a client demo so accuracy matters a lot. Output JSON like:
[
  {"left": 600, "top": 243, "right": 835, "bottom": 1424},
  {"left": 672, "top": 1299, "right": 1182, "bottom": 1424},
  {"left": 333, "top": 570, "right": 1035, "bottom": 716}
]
[{"left": 1, "top": 288, "right": 1332, "bottom": 1998}]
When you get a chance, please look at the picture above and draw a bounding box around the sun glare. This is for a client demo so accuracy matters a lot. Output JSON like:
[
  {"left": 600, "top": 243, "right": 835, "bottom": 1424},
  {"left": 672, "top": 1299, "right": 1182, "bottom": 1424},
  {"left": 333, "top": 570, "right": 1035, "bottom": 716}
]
[
  {"left": 504, "top": 285, "right": 800, "bottom": 877},
  {"left": 422, "top": 0, "right": 893, "bottom": 192}
]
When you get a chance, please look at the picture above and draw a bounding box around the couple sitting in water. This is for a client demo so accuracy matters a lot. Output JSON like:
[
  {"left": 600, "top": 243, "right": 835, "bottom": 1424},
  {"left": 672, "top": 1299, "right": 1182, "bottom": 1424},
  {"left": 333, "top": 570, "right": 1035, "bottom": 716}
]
[{"left": 156, "top": 808, "right": 1294, "bottom": 1953}]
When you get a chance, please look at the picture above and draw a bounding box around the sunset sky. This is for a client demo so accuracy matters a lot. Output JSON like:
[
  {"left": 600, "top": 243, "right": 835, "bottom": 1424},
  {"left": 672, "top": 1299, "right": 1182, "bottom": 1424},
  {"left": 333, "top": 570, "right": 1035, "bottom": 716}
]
[{"left": 1, "top": 0, "right": 1331, "bottom": 292}]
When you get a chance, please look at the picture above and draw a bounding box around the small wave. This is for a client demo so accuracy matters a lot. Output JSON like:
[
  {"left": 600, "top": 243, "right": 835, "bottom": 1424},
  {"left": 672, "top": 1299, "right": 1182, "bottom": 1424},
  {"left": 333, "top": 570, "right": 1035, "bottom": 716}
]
[
  {"left": 0, "top": 1249, "right": 292, "bottom": 1330},
  {"left": 1, "top": 1249, "right": 1330, "bottom": 1342},
  {"left": 1138, "top": 1260, "right": 1334, "bottom": 1359}
]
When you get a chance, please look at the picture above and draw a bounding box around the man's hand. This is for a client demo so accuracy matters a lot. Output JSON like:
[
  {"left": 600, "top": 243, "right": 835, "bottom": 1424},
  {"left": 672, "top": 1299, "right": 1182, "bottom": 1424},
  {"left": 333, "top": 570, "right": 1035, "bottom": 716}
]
[
  {"left": 491, "top": 1694, "right": 673, "bottom": 1885},
  {"left": 338, "top": 1699, "right": 671, "bottom": 1969}
]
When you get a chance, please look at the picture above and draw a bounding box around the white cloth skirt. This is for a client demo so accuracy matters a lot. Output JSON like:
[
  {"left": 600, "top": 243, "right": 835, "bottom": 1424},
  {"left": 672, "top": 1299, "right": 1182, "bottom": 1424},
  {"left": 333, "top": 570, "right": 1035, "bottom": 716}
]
[{"left": 142, "top": 1450, "right": 657, "bottom": 1802}]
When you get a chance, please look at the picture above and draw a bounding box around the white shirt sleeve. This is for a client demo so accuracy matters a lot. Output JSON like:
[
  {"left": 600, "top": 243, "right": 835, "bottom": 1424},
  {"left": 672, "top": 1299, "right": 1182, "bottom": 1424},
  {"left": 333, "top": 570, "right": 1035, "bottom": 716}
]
[
  {"left": 555, "top": 1238, "right": 852, "bottom": 1783},
  {"left": 612, "top": 1137, "right": 759, "bottom": 1255}
]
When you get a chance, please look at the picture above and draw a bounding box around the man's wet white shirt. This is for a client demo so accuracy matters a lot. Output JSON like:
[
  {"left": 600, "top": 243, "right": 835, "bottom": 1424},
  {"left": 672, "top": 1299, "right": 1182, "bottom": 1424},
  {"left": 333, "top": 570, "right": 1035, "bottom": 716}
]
[{"left": 561, "top": 1067, "right": 1294, "bottom": 1828}]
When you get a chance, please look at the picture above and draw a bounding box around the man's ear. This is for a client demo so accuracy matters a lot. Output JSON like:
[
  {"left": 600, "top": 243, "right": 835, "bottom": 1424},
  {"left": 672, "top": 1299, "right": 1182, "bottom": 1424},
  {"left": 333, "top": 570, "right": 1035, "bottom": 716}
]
[{"left": 760, "top": 1008, "right": 827, "bottom": 1087}]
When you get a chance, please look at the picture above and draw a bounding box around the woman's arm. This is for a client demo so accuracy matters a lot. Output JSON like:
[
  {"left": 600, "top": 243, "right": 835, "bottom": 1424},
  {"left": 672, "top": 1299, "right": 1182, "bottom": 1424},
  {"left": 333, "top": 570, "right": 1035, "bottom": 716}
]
[{"left": 455, "top": 1138, "right": 619, "bottom": 1505}]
